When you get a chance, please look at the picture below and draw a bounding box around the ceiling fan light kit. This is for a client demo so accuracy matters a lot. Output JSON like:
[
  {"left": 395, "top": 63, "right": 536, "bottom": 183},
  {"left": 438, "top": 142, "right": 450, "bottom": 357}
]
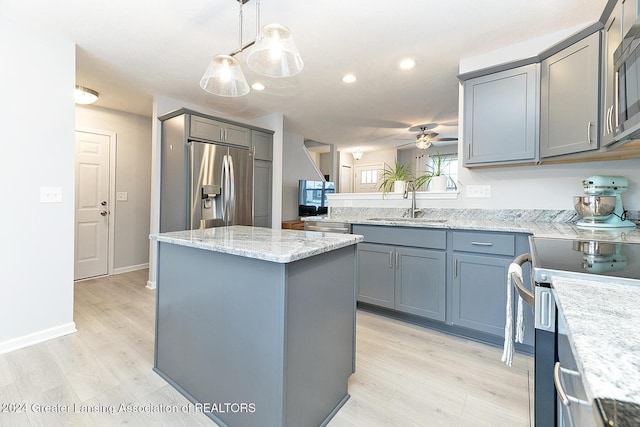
[{"left": 200, "top": 0, "right": 304, "bottom": 97}]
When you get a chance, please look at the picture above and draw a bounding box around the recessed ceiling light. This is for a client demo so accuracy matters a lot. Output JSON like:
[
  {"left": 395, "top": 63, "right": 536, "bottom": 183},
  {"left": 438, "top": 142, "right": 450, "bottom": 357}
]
[
  {"left": 399, "top": 58, "right": 415, "bottom": 70},
  {"left": 342, "top": 74, "right": 357, "bottom": 83},
  {"left": 251, "top": 82, "right": 266, "bottom": 91}
]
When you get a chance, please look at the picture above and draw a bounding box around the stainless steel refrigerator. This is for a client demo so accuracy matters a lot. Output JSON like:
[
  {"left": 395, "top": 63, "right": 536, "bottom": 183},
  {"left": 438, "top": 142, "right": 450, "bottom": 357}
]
[{"left": 188, "top": 141, "right": 253, "bottom": 229}]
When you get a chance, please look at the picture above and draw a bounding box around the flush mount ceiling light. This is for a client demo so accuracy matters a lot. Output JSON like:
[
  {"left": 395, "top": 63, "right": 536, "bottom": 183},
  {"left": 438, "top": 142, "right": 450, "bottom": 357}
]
[
  {"left": 352, "top": 149, "right": 363, "bottom": 160},
  {"left": 200, "top": 0, "right": 304, "bottom": 97},
  {"left": 74, "top": 85, "right": 99, "bottom": 104}
]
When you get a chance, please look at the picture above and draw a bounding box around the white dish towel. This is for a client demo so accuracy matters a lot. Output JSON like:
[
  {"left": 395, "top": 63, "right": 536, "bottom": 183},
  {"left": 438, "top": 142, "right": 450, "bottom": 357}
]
[{"left": 501, "top": 262, "right": 525, "bottom": 367}]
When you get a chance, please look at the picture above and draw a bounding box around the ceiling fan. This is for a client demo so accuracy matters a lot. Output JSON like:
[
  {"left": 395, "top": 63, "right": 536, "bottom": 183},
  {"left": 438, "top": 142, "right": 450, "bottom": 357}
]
[{"left": 396, "top": 123, "right": 458, "bottom": 150}]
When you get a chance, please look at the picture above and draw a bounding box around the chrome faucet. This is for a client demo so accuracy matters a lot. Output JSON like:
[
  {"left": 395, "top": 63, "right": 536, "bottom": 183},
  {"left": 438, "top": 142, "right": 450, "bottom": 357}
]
[{"left": 403, "top": 180, "right": 418, "bottom": 218}]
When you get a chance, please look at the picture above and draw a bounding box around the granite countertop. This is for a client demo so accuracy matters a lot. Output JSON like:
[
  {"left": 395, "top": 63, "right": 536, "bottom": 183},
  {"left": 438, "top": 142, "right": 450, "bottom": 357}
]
[
  {"left": 304, "top": 208, "right": 640, "bottom": 243},
  {"left": 552, "top": 277, "right": 640, "bottom": 425},
  {"left": 150, "top": 225, "right": 363, "bottom": 264}
]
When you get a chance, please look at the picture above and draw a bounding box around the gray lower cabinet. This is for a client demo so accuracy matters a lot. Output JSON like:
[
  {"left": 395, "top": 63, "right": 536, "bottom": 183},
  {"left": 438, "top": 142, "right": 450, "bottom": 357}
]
[
  {"left": 451, "top": 253, "right": 511, "bottom": 336},
  {"left": 355, "top": 225, "right": 535, "bottom": 350},
  {"left": 357, "top": 243, "right": 395, "bottom": 309},
  {"left": 540, "top": 31, "right": 600, "bottom": 158},
  {"left": 394, "top": 246, "right": 446, "bottom": 320},
  {"left": 463, "top": 63, "right": 539, "bottom": 166},
  {"left": 357, "top": 243, "right": 446, "bottom": 321},
  {"left": 354, "top": 225, "right": 447, "bottom": 322}
]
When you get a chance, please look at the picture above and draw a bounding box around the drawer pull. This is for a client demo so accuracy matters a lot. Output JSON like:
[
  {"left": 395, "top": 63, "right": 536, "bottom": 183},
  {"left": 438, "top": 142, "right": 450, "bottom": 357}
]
[{"left": 471, "top": 241, "right": 494, "bottom": 246}]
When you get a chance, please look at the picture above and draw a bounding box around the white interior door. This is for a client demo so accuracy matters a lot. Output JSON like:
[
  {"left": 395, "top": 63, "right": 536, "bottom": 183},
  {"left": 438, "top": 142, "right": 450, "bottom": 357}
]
[
  {"left": 74, "top": 131, "right": 111, "bottom": 280},
  {"left": 354, "top": 163, "right": 383, "bottom": 193},
  {"left": 339, "top": 164, "right": 352, "bottom": 193}
]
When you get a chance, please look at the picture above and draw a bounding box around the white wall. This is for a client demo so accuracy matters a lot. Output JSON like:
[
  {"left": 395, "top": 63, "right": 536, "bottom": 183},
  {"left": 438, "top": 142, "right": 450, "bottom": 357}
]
[
  {"left": 0, "top": 18, "right": 76, "bottom": 353},
  {"left": 282, "top": 130, "right": 324, "bottom": 220},
  {"left": 75, "top": 105, "right": 152, "bottom": 271}
]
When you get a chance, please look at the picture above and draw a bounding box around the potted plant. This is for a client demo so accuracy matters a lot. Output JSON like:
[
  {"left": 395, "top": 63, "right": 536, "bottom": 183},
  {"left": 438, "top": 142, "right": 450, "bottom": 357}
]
[
  {"left": 415, "top": 151, "right": 457, "bottom": 192},
  {"left": 378, "top": 159, "right": 413, "bottom": 195}
]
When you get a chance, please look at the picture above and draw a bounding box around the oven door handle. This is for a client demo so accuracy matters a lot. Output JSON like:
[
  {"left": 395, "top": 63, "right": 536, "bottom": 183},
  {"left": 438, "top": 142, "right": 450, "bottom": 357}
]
[{"left": 512, "top": 253, "right": 534, "bottom": 307}]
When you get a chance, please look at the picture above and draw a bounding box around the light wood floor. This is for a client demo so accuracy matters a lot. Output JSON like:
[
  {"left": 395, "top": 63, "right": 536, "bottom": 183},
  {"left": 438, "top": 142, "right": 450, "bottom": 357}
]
[{"left": 0, "top": 270, "right": 533, "bottom": 426}]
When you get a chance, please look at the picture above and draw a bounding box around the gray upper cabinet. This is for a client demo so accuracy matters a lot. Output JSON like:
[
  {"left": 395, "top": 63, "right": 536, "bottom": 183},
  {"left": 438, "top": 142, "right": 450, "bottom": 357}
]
[
  {"left": 463, "top": 64, "right": 539, "bottom": 166},
  {"left": 252, "top": 130, "right": 273, "bottom": 228},
  {"left": 540, "top": 31, "right": 601, "bottom": 158},
  {"left": 189, "top": 115, "right": 250, "bottom": 148},
  {"left": 603, "top": 5, "right": 622, "bottom": 146},
  {"left": 252, "top": 130, "right": 273, "bottom": 161}
]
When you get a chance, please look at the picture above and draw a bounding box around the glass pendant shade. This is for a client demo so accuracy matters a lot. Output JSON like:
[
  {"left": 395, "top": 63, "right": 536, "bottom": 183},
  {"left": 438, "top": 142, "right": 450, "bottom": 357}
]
[
  {"left": 415, "top": 136, "right": 432, "bottom": 150},
  {"left": 247, "top": 23, "right": 304, "bottom": 77},
  {"left": 199, "top": 55, "right": 250, "bottom": 97}
]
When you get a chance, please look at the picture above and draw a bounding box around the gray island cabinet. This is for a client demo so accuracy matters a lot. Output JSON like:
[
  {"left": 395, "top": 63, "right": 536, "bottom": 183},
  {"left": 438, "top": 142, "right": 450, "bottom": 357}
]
[{"left": 150, "top": 226, "right": 363, "bottom": 427}]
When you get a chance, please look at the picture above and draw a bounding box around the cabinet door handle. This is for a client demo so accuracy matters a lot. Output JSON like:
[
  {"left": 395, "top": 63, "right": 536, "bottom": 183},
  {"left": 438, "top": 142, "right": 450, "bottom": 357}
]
[
  {"left": 453, "top": 259, "right": 458, "bottom": 278},
  {"left": 471, "top": 241, "right": 493, "bottom": 246},
  {"left": 553, "top": 362, "right": 590, "bottom": 407},
  {"left": 389, "top": 251, "right": 393, "bottom": 268},
  {"left": 615, "top": 71, "right": 620, "bottom": 130},
  {"left": 586, "top": 121, "right": 592, "bottom": 144},
  {"left": 396, "top": 252, "right": 400, "bottom": 269},
  {"left": 607, "top": 105, "right": 613, "bottom": 134}
]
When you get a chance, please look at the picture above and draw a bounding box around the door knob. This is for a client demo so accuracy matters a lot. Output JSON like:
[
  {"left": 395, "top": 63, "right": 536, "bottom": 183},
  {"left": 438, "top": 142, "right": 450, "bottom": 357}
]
[
  {"left": 101, "top": 201, "right": 107, "bottom": 206},
  {"left": 100, "top": 210, "right": 108, "bottom": 216}
]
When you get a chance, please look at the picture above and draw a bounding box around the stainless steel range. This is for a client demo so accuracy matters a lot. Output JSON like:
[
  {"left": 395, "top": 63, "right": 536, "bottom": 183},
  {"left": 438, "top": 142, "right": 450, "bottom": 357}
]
[{"left": 528, "top": 236, "right": 640, "bottom": 427}]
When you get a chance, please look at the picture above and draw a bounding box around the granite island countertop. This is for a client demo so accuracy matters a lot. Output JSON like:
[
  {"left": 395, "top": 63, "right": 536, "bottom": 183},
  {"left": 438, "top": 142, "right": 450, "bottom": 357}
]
[
  {"left": 552, "top": 277, "right": 640, "bottom": 425},
  {"left": 150, "top": 225, "right": 363, "bottom": 264}
]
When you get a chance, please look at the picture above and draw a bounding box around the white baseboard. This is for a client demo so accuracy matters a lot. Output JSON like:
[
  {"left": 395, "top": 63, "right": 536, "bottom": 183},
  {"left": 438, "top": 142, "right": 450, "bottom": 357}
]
[
  {"left": 146, "top": 280, "right": 156, "bottom": 290},
  {"left": 113, "top": 263, "right": 149, "bottom": 275},
  {"left": 0, "top": 322, "right": 77, "bottom": 355}
]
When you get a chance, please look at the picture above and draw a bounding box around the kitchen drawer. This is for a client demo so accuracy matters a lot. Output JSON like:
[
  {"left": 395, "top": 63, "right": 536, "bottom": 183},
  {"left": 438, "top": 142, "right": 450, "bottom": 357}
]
[
  {"left": 352, "top": 225, "right": 446, "bottom": 249},
  {"left": 452, "top": 231, "right": 515, "bottom": 256}
]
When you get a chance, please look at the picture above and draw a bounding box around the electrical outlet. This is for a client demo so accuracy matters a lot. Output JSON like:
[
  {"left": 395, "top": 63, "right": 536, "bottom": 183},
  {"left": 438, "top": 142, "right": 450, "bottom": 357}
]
[
  {"left": 40, "top": 187, "right": 63, "bottom": 203},
  {"left": 117, "top": 192, "right": 128, "bottom": 201},
  {"left": 466, "top": 184, "right": 491, "bottom": 198}
]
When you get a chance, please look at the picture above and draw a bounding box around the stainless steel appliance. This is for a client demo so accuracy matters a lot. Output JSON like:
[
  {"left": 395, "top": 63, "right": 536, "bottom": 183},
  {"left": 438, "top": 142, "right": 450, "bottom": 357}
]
[
  {"left": 189, "top": 141, "right": 253, "bottom": 229},
  {"left": 614, "top": 23, "right": 640, "bottom": 142},
  {"left": 528, "top": 236, "right": 640, "bottom": 426},
  {"left": 159, "top": 112, "right": 253, "bottom": 233},
  {"left": 573, "top": 175, "right": 636, "bottom": 228}
]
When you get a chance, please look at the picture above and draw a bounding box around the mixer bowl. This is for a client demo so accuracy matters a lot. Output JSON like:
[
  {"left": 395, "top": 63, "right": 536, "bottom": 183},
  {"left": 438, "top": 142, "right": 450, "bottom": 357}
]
[{"left": 573, "top": 195, "right": 617, "bottom": 221}]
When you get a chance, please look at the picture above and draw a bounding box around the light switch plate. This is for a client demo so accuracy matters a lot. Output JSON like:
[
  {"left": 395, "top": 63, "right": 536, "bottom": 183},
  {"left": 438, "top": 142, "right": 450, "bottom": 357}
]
[
  {"left": 40, "top": 187, "right": 63, "bottom": 203},
  {"left": 117, "top": 192, "right": 128, "bottom": 201}
]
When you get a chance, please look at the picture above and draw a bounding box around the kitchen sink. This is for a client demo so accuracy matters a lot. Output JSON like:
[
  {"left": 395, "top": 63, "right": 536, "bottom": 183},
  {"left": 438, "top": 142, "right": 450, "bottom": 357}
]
[{"left": 366, "top": 217, "right": 448, "bottom": 223}]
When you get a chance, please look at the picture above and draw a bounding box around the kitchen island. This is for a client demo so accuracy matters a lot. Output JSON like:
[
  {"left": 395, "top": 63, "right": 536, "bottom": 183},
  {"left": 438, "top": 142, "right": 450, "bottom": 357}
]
[{"left": 150, "top": 226, "right": 363, "bottom": 427}]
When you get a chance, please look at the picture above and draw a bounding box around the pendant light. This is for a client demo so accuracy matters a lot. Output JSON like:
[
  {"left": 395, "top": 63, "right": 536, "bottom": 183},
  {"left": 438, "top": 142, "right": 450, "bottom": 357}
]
[
  {"left": 246, "top": 23, "right": 304, "bottom": 77},
  {"left": 199, "top": 0, "right": 303, "bottom": 97}
]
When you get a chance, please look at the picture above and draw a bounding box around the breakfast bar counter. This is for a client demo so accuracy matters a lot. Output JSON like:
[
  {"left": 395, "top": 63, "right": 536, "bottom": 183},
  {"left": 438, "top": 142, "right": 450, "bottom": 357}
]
[{"left": 150, "top": 226, "right": 363, "bottom": 427}]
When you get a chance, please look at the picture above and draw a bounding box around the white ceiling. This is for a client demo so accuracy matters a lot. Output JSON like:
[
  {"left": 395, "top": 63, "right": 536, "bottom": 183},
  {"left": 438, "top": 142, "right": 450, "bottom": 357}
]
[{"left": 3, "top": 0, "right": 607, "bottom": 151}]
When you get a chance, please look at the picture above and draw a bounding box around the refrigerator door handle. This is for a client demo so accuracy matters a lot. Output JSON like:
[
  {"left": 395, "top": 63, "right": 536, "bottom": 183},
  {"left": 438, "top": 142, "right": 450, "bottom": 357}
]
[
  {"left": 228, "top": 154, "right": 236, "bottom": 224},
  {"left": 221, "top": 154, "right": 229, "bottom": 223}
]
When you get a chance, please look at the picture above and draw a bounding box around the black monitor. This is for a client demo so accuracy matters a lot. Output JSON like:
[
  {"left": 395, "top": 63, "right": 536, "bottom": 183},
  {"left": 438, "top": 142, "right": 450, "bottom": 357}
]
[{"left": 298, "top": 180, "right": 335, "bottom": 216}]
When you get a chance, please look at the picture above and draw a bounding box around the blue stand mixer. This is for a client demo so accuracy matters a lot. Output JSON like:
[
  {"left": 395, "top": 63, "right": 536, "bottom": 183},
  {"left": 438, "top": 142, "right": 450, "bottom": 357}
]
[{"left": 574, "top": 175, "right": 636, "bottom": 228}]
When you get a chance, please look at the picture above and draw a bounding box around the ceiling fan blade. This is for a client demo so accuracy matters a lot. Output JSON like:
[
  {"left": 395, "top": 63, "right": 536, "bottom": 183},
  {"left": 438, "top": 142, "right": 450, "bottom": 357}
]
[{"left": 430, "top": 137, "right": 458, "bottom": 141}]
